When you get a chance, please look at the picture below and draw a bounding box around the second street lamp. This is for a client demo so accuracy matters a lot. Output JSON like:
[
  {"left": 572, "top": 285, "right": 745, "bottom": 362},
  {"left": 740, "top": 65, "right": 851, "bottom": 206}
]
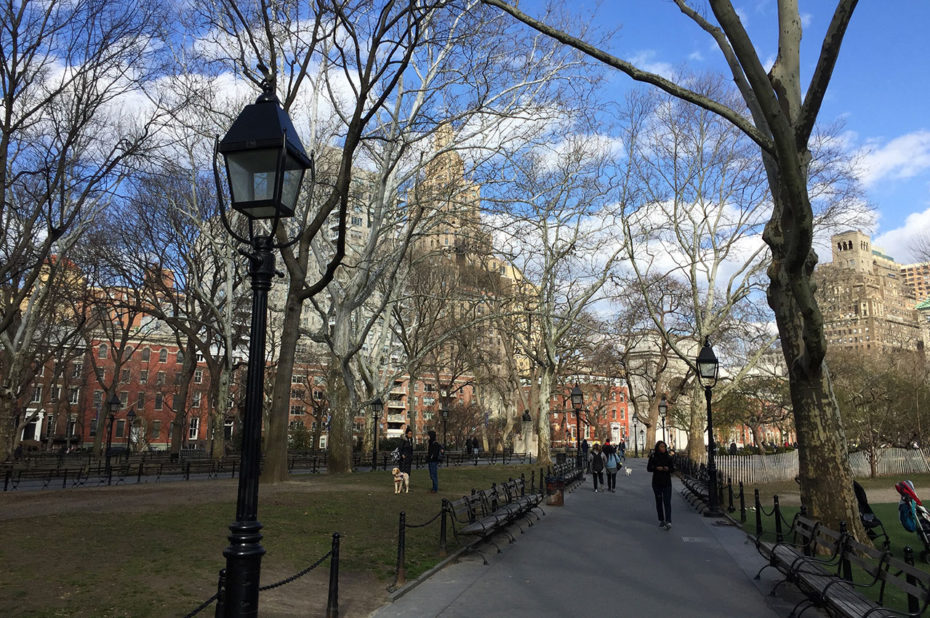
[
  {"left": 105, "top": 393, "right": 121, "bottom": 484},
  {"left": 370, "top": 398, "right": 383, "bottom": 472},
  {"left": 570, "top": 384, "right": 584, "bottom": 470},
  {"left": 125, "top": 408, "right": 136, "bottom": 459},
  {"left": 696, "top": 337, "right": 723, "bottom": 517},
  {"left": 658, "top": 395, "right": 668, "bottom": 444}
]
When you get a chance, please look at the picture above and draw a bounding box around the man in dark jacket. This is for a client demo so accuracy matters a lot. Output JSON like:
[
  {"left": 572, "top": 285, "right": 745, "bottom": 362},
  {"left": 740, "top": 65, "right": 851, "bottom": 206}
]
[
  {"left": 427, "top": 430, "right": 443, "bottom": 493},
  {"left": 399, "top": 427, "right": 414, "bottom": 477},
  {"left": 646, "top": 440, "right": 675, "bottom": 530}
]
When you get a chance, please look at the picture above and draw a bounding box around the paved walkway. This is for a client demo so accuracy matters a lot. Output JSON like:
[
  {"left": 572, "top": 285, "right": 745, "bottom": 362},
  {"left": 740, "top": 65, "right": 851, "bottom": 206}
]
[{"left": 372, "top": 459, "right": 817, "bottom": 617}]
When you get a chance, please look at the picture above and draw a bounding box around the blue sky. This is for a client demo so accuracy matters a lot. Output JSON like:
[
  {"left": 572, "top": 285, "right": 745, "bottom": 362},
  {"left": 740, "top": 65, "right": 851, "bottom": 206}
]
[{"left": 533, "top": 1, "right": 930, "bottom": 263}]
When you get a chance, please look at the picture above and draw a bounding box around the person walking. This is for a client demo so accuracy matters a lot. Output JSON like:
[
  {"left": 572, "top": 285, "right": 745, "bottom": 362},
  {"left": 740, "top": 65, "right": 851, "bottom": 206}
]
[
  {"left": 603, "top": 439, "right": 619, "bottom": 492},
  {"left": 588, "top": 442, "right": 605, "bottom": 493},
  {"left": 647, "top": 440, "right": 675, "bottom": 530},
  {"left": 426, "top": 430, "right": 443, "bottom": 493},
  {"left": 399, "top": 427, "right": 414, "bottom": 480},
  {"left": 581, "top": 438, "right": 589, "bottom": 472}
]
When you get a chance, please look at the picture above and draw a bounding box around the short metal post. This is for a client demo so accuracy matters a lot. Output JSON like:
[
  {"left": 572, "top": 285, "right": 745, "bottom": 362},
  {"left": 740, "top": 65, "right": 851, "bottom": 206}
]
[
  {"left": 774, "top": 495, "right": 783, "bottom": 543},
  {"left": 214, "top": 569, "right": 226, "bottom": 617},
  {"left": 137, "top": 462, "right": 144, "bottom": 484},
  {"left": 62, "top": 469, "right": 68, "bottom": 489},
  {"left": 905, "top": 546, "right": 919, "bottom": 614},
  {"left": 754, "top": 489, "right": 762, "bottom": 537},
  {"left": 727, "top": 477, "right": 735, "bottom": 513},
  {"left": 325, "top": 533, "right": 340, "bottom": 618},
  {"left": 439, "top": 501, "right": 448, "bottom": 558},
  {"left": 185, "top": 460, "right": 191, "bottom": 480},
  {"left": 739, "top": 481, "right": 746, "bottom": 523},
  {"left": 394, "top": 511, "right": 406, "bottom": 587}
]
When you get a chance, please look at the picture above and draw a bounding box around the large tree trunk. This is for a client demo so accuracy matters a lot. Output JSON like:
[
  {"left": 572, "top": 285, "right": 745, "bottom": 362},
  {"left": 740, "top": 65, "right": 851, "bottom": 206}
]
[
  {"left": 327, "top": 354, "right": 354, "bottom": 473},
  {"left": 535, "top": 369, "right": 553, "bottom": 466},
  {"left": 263, "top": 289, "right": 302, "bottom": 483}
]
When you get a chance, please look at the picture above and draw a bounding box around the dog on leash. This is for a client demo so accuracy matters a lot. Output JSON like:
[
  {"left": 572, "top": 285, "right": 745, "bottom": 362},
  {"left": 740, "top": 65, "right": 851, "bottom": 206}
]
[
  {"left": 624, "top": 467, "right": 632, "bottom": 477},
  {"left": 392, "top": 467, "right": 409, "bottom": 494}
]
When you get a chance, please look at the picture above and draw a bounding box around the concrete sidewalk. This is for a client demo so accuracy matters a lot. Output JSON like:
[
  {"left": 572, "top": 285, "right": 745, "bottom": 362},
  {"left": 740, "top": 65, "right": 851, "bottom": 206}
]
[{"left": 371, "top": 459, "right": 816, "bottom": 617}]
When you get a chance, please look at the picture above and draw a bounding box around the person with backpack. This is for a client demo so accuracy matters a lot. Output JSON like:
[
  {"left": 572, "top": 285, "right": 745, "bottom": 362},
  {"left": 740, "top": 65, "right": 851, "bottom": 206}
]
[
  {"left": 427, "top": 430, "right": 444, "bottom": 493},
  {"left": 588, "top": 442, "right": 605, "bottom": 493},
  {"left": 647, "top": 440, "right": 675, "bottom": 530},
  {"left": 603, "top": 439, "right": 620, "bottom": 492}
]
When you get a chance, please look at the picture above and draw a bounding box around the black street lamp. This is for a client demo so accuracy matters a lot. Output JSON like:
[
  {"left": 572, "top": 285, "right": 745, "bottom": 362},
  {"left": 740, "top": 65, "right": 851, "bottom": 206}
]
[
  {"left": 570, "top": 384, "right": 584, "bottom": 470},
  {"left": 126, "top": 408, "right": 136, "bottom": 459},
  {"left": 696, "top": 337, "right": 723, "bottom": 517},
  {"left": 658, "top": 395, "right": 667, "bottom": 444},
  {"left": 105, "top": 393, "right": 121, "bottom": 484},
  {"left": 639, "top": 429, "right": 644, "bottom": 454},
  {"left": 632, "top": 414, "right": 639, "bottom": 458},
  {"left": 370, "top": 398, "right": 383, "bottom": 471},
  {"left": 441, "top": 403, "right": 449, "bottom": 449},
  {"left": 213, "top": 73, "right": 313, "bottom": 618}
]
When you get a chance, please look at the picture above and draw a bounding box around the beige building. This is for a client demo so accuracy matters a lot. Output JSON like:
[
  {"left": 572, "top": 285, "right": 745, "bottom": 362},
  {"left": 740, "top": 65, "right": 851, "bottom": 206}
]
[
  {"left": 901, "top": 262, "right": 930, "bottom": 302},
  {"left": 815, "top": 230, "right": 922, "bottom": 354}
]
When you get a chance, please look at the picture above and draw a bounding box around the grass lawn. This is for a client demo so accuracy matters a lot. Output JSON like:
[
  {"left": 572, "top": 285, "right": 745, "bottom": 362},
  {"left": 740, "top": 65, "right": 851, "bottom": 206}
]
[
  {"left": 740, "top": 474, "right": 930, "bottom": 614},
  {"left": 0, "top": 464, "right": 542, "bottom": 617}
]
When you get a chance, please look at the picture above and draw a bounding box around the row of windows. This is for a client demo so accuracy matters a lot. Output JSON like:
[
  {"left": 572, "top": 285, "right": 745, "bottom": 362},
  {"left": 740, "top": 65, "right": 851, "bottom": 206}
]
[
  {"left": 92, "top": 390, "right": 205, "bottom": 411},
  {"left": 97, "top": 344, "right": 204, "bottom": 365}
]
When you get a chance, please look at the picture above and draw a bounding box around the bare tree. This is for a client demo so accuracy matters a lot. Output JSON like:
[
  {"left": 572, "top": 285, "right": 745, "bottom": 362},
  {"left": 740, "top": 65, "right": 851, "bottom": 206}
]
[{"left": 483, "top": 0, "right": 868, "bottom": 531}]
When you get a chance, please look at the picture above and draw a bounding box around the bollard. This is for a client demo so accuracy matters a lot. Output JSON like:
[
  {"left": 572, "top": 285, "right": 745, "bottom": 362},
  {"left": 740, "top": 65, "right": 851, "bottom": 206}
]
[
  {"left": 439, "top": 501, "right": 448, "bottom": 558},
  {"left": 739, "top": 481, "right": 746, "bottom": 523},
  {"left": 754, "top": 489, "right": 762, "bottom": 537},
  {"left": 394, "top": 511, "right": 407, "bottom": 588},
  {"left": 774, "top": 495, "right": 783, "bottom": 543},
  {"left": 137, "top": 462, "right": 144, "bottom": 484},
  {"left": 727, "top": 477, "right": 735, "bottom": 513},
  {"left": 231, "top": 461, "right": 236, "bottom": 479},
  {"left": 326, "top": 533, "right": 340, "bottom": 618},
  {"left": 62, "top": 469, "right": 68, "bottom": 489},
  {"left": 214, "top": 568, "right": 226, "bottom": 617},
  {"left": 184, "top": 460, "right": 191, "bottom": 480},
  {"left": 4, "top": 468, "right": 9, "bottom": 491},
  {"left": 905, "top": 546, "right": 919, "bottom": 614}
]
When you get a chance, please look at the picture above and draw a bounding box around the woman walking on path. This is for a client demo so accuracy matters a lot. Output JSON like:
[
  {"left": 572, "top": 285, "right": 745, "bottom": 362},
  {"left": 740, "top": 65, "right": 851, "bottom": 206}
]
[
  {"left": 399, "top": 427, "right": 414, "bottom": 478},
  {"left": 647, "top": 440, "right": 675, "bottom": 529},
  {"left": 588, "top": 443, "right": 605, "bottom": 493},
  {"left": 603, "top": 440, "right": 620, "bottom": 492}
]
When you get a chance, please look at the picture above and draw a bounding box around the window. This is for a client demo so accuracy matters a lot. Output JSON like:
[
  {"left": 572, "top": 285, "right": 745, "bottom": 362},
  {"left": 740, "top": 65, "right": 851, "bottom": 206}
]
[
  {"left": 139, "top": 370, "right": 148, "bottom": 384},
  {"left": 93, "top": 391, "right": 103, "bottom": 410},
  {"left": 292, "top": 374, "right": 305, "bottom": 384},
  {"left": 194, "top": 369, "right": 203, "bottom": 384},
  {"left": 159, "top": 349, "right": 168, "bottom": 363},
  {"left": 49, "top": 386, "right": 60, "bottom": 402},
  {"left": 154, "top": 393, "right": 163, "bottom": 410},
  {"left": 291, "top": 389, "right": 304, "bottom": 400},
  {"left": 121, "top": 369, "right": 131, "bottom": 383},
  {"left": 176, "top": 350, "right": 184, "bottom": 363},
  {"left": 156, "top": 371, "right": 165, "bottom": 385},
  {"left": 69, "top": 388, "right": 80, "bottom": 405},
  {"left": 137, "top": 392, "right": 145, "bottom": 408},
  {"left": 96, "top": 368, "right": 105, "bottom": 382},
  {"left": 313, "top": 390, "right": 324, "bottom": 400},
  {"left": 189, "top": 417, "right": 200, "bottom": 440},
  {"left": 31, "top": 385, "right": 42, "bottom": 403},
  {"left": 173, "top": 395, "right": 182, "bottom": 410},
  {"left": 151, "top": 420, "right": 161, "bottom": 440},
  {"left": 141, "top": 348, "right": 150, "bottom": 362},
  {"left": 192, "top": 392, "right": 202, "bottom": 408},
  {"left": 98, "top": 343, "right": 108, "bottom": 359},
  {"left": 290, "top": 405, "right": 304, "bottom": 415},
  {"left": 71, "top": 363, "right": 83, "bottom": 379},
  {"left": 351, "top": 216, "right": 363, "bottom": 226},
  {"left": 90, "top": 414, "right": 98, "bottom": 436},
  {"left": 116, "top": 419, "right": 126, "bottom": 438},
  {"left": 120, "top": 391, "right": 129, "bottom": 407}
]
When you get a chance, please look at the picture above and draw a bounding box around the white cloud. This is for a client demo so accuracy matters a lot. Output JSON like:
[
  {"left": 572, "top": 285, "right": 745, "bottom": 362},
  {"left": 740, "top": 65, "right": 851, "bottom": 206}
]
[
  {"left": 874, "top": 208, "right": 930, "bottom": 264},
  {"left": 688, "top": 50, "right": 704, "bottom": 62},
  {"left": 856, "top": 130, "right": 930, "bottom": 188},
  {"left": 629, "top": 51, "right": 676, "bottom": 80},
  {"left": 800, "top": 13, "right": 813, "bottom": 28}
]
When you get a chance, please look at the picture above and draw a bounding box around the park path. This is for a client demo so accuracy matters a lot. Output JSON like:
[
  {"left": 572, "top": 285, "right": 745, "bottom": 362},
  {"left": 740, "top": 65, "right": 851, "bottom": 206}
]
[{"left": 372, "top": 459, "right": 819, "bottom": 617}]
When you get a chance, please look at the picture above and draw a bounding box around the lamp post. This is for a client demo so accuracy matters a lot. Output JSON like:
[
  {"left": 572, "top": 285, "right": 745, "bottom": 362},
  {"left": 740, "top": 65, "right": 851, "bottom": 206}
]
[
  {"left": 105, "top": 393, "right": 121, "bottom": 484},
  {"left": 696, "top": 337, "right": 723, "bottom": 517},
  {"left": 370, "top": 398, "right": 383, "bottom": 472},
  {"left": 441, "top": 405, "right": 449, "bottom": 448},
  {"left": 126, "top": 408, "right": 136, "bottom": 459},
  {"left": 570, "top": 384, "right": 584, "bottom": 470},
  {"left": 658, "top": 395, "right": 667, "bottom": 444},
  {"left": 632, "top": 414, "right": 639, "bottom": 458},
  {"left": 639, "top": 429, "right": 644, "bottom": 455},
  {"left": 214, "top": 73, "right": 312, "bottom": 618}
]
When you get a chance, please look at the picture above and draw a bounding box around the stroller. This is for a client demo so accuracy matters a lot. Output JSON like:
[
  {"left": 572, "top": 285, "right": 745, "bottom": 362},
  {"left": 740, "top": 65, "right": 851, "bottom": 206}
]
[
  {"left": 895, "top": 480, "right": 930, "bottom": 561},
  {"left": 854, "top": 480, "right": 889, "bottom": 549}
]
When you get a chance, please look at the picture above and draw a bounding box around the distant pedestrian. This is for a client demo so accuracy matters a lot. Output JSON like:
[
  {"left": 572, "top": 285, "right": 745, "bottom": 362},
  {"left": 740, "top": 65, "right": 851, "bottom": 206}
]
[
  {"left": 589, "top": 443, "right": 605, "bottom": 493},
  {"left": 399, "top": 427, "right": 414, "bottom": 477},
  {"left": 472, "top": 436, "right": 480, "bottom": 457},
  {"left": 427, "top": 430, "right": 443, "bottom": 493},
  {"left": 647, "top": 440, "right": 675, "bottom": 530},
  {"left": 603, "top": 440, "right": 619, "bottom": 492},
  {"left": 619, "top": 440, "right": 626, "bottom": 462},
  {"left": 581, "top": 439, "right": 589, "bottom": 472}
]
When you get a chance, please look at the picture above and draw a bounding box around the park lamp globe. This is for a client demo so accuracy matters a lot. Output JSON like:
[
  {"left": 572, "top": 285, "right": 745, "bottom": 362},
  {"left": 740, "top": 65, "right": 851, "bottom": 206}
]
[
  {"left": 570, "top": 383, "right": 584, "bottom": 410},
  {"left": 218, "top": 84, "right": 312, "bottom": 221},
  {"left": 696, "top": 337, "right": 719, "bottom": 388}
]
